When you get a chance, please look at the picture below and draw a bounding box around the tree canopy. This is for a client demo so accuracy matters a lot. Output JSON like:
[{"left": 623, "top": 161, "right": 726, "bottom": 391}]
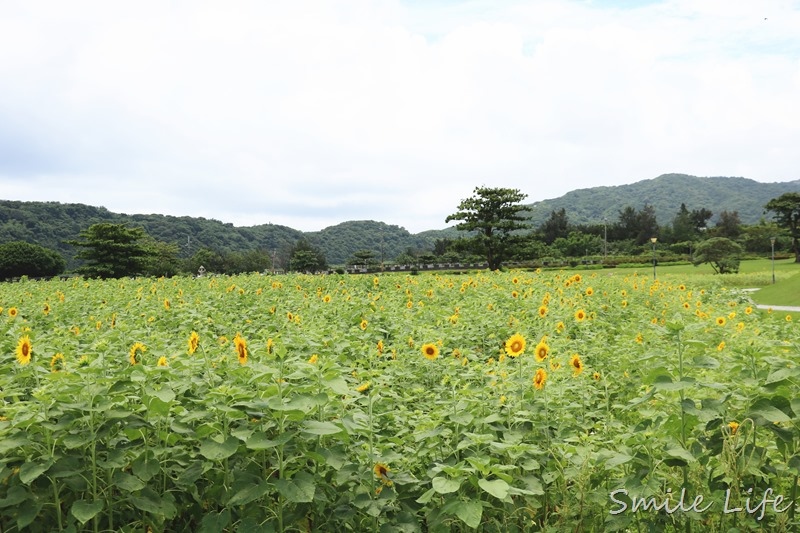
[
  {"left": 445, "top": 187, "right": 531, "bottom": 270},
  {"left": 692, "top": 237, "right": 743, "bottom": 274},
  {"left": 67, "top": 223, "right": 151, "bottom": 278},
  {"left": 764, "top": 192, "right": 800, "bottom": 263},
  {"left": 0, "top": 241, "right": 66, "bottom": 279}
]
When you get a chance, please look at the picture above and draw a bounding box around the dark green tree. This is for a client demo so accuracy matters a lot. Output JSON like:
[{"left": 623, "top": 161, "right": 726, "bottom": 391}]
[
  {"left": 141, "top": 238, "right": 182, "bottom": 278},
  {"left": 539, "top": 208, "right": 570, "bottom": 245},
  {"left": 185, "top": 248, "right": 226, "bottom": 274},
  {"left": 714, "top": 210, "right": 742, "bottom": 239},
  {"left": 67, "top": 223, "right": 150, "bottom": 278},
  {"left": 692, "top": 237, "right": 743, "bottom": 274},
  {"left": 0, "top": 241, "right": 66, "bottom": 279},
  {"left": 765, "top": 192, "right": 800, "bottom": 262},
  {"left": 288, "top": 239, "right": 327, "bottom": 272},
  {"left": 689, "top": 207, "right": 713, "bottom": 231},
  {"left": 612, "top": 205, "right": 659, "bottom": 244},
  {"left": 348, "top": 249, "right": 379, "bottom": 268},
  {"left": 445, "top": 186, "right": 531, "bottom": 270},
  {"left": 671, "top": 204, "right": 695, "bottom": 243}
]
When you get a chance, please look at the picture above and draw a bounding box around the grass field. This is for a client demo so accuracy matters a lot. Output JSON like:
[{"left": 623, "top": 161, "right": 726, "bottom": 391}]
[
  {"left": 612, "top": 258, "right": 800, "bottom": 308},
  {"left": 1, "top": 267, "right": 799, "bottom": 531}
]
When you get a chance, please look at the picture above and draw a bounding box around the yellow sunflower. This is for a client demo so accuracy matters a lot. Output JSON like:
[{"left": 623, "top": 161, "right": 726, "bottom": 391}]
[
  {"left": 356, "top": 381, "right": 370, "bottom": 393},
  {"left": 421, "top": 343, "right": 439, "bottom": 361},
  {"left": 569, "top": 354, "right": 583, "bottom": 376},
  {"left": 585, "top": 287, "right": 594, "bottom": 296},
  {"left": 360, "top": 319, "right": 368, "bottom": 331},
  {"left": 267, "top": 338, "right": 275, "bottom": 354},
  {"left": 538, "top": 305, "right": 548, "bottom": 318},
  {"left": 50, "top": 353, "right": 65, "bottom": 372},
  {"left": 43, "top": 303, "right": 51, "bottom": 315},
  {"left": 715, "top": 316, "right": 726, "bottom": 326},
  {"left": 129, "top": 342, "right": 146, "bottom": 365},
  {"left": 9, "top": 307, "right": 18, "bottom": 318},
  {"left": 308, "top": 354, "right": 318, "bottom": 364},
  {"left": 16, "top": 335, "right": 32, "bottom": 365},
  {"left": 505, "top": 333, "right": 526, "bottom": 358},
  {"left": 157, "top": 356, "right": 168, "bottom": 367},
  {"left": 373, "top": 462, "right": 390, "bottom": 479},
  {"left": 533, "top": 368, "right": 547, "bottom": 390},
  {"left": 188, "top": 331, "right": 200, "bottom": 355},
  {"left": 534, "top": 340, "right": 549, "bottom": 362},
  {"left": 233, "top": 334, "right": 248, "bottom": 365},
  {"left": 574, "top": 309, "right": 586, "bottom": 322},
  {"left": 727, "top": 421, "right": 739, "bottom": 435},
  {"left": 377, "top": 340, "right": 384, "bottom": 354}
]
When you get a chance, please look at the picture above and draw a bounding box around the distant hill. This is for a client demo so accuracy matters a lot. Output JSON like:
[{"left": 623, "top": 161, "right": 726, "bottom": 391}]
[
  {"left": 1, "top": 173, "right": 798, "bottom": 269},
  {"left": 305, "top": 221, "right": 434, "bottom": 265},
  {"left": 522, "top": 174, "right": 800, "bottom": 227},
  {"left": 0, "top": 200, "right": 304, "bottom": 269}
]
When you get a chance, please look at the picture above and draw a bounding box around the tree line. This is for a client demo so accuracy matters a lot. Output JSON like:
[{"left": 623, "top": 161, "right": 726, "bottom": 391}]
[
  {"left": 1, "top": 190, "right": 798, "bottom": 280},
  {"left": 441, "top": 188, "right": 800, "bottom": 272}
]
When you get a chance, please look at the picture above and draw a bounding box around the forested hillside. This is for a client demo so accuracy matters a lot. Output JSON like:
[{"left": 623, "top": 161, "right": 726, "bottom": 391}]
[
  {"left": 305, "top": 221, "right": 434, "bottom": 265},
  {"left": 0, "top": 201, "right": 434, "bottom": 268},
  {"left": 0, "top": 201, "right": 303, "bottom": 269},
  {"left": 1, "top": 174, "right": 798, "bottom": 270},
  {"left": 523, "top": 174, "right": 800, "bottom": 227}
]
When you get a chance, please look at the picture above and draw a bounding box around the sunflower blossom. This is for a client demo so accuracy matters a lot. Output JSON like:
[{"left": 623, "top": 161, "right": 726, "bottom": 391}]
[
  {"left": 570, "top": 354, "right": 583, "bottom": 376},
  {"left": 421, "top": 343, "right": 439, "bottom": 361},
  {"left": 129, "top": 342, "right": 146, "bottom": 365},
  {"left": 50, "top": 352, "right": 66, "bottom": 372},
  {"left": 534, "top": 340, "right": 549, "bottom": 363},
  {"left": 533, "top": 368, "right": 547, "bottom": 390},
  {"left": 505, "top": 333, "right": 526, "bottom": 358},
  {"left": 16, "top": 335, "right": 32, "bottom": 366},
  {"left": 188, "top": 331, "right": 200, "bottom": 355},
  {"left": 234, "top": 334, "right": 248, "bottom": 365}
]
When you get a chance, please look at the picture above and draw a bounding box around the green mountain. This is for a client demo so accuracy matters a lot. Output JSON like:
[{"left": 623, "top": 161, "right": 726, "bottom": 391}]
[
  {"left": 522, "top": 174, "right": 800, "bottom": 227},
  {"left": 1, "top": 174, "right": 798, "bottom": 269}
]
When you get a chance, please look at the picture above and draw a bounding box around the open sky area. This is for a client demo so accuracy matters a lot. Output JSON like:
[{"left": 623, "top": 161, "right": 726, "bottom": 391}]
[{"left": 1, "top": 0, "right": 799, "bottom": 234}]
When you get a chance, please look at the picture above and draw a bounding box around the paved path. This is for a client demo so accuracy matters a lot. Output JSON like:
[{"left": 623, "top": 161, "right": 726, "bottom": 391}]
[
  {"left": 741, "top": 288, "right": 800, "bottom": 312},
  {"left": 755, "top": 304, "right": 800, "bottom": 312}
]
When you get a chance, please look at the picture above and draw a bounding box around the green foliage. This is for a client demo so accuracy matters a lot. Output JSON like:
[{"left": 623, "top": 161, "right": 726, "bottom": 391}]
[
  {"left": 613, "top": 204, "right": 659, "bottom": 245},
  {"left": 714, "top": 210, "right": 742, "bottom": 239},
  {"left": 0, "top": 241, "right": 66, "bottom": 279},
  {"left": 67, "top": 223, "right": 151, "bottom": 279},
  {"left": 348, "top": 249, "right": 380, "bottom": 267},
  {"left": 141, "top": 238, "right": 182, "bottom": 278},
  {"left": 446, "top": 186, "right": 531, "bottom": 270},
  {"left": 288, "top": 239, "right": 327, "bottom": 272},
  {"left": 306, "top": 221, "right": 432, "bottom": 265},
  {"left": 2, "top": 269, "right": 800, "bottom": 530},
  {"left": 521, "top": 174, "right": 800, "bottom": 228},
  {"left": 692, "top": 237, "right": 744, "bottom": 274},
  {"left": 765, "top": 192, "right": 800, "bottom": 262},
  {"left": 539, "top": 208, "right": 570, "bottom": 245},
  {"left": 185, "top": 248, "right": 272, "bottom": 275}
]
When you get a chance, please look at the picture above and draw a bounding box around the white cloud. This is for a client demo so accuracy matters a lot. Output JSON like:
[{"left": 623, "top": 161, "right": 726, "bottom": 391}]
[{"left": 1, "top": 0, "right": 798, "bottom": 233}]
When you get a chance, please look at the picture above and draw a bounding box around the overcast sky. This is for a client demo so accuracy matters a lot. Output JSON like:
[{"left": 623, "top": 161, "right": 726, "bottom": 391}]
[{"left": 1, "top": 1, "right": 799, "bottom": 234}]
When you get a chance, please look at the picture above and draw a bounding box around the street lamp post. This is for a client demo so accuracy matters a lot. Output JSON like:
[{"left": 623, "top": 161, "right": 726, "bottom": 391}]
[
  {"left": 651, "top": 237, "right": 658, "bottom": 280},
  {"left": 770, "top": 237, "right": 776, "bottom": 284}
]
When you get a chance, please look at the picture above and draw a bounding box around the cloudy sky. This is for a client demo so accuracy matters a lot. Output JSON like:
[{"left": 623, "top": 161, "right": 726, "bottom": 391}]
[{"left": 1, "top": 1, "right": 799, "bottom": 234}]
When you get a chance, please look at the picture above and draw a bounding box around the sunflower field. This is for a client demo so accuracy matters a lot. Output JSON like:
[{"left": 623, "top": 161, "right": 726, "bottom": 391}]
[{"left": 1, "top": 269, "right": 799, "bottom": 532}]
